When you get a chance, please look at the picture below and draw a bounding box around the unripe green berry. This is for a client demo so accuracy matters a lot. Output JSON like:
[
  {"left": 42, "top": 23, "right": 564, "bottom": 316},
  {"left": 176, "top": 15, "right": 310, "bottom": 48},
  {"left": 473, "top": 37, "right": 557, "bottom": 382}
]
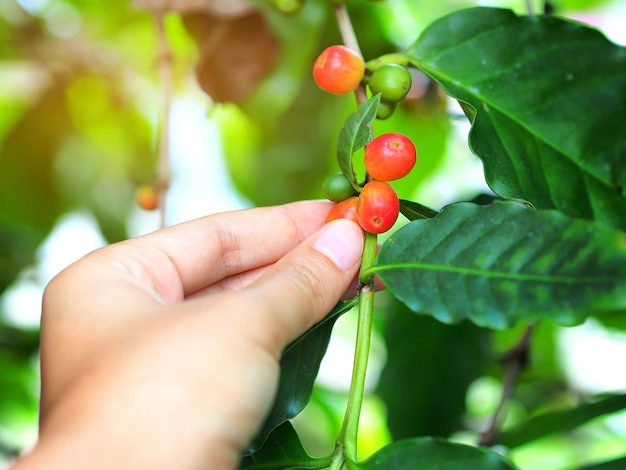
[
  {"left": 368, "top": 64, "right": 412, "bottom": 103},
  {"left": 376, "top": 100, "right": 396, "bottom": 120},
  {"left": 322, "top": 172, "right": 358, "bottom": 202}
]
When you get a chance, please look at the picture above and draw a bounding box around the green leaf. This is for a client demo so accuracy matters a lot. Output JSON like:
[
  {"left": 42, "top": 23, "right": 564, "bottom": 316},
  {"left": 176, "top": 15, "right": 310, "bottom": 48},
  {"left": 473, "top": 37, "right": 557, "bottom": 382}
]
[
  {"left": 406, "top": 7, "right": 626, "bottom": 230},
  {"left": 354, "top": 437, "right": 517, "bottom": 469},
  {"left": 372, "top": 201, "right": 626, "bottom": 329},
  {"left": 399, "top": 199, "right": 439, "bottom": 221},
  {"left": 336, "top": 94, "right": 381, "bottom": 191},
  {"left": 241, "top": 421, "right": 331, "bottom": 469},
  {"left": 248, "top": 298, "right": 358, "bottom": 453},
  {"left": 576, "top": 456, "right": 626, "bottom": 470},
  {"left": 377, "top": 295, "right": 491, "bottom": 439},
  {"left": 498, "top": 394, "right": 626, "bottom": 448}
]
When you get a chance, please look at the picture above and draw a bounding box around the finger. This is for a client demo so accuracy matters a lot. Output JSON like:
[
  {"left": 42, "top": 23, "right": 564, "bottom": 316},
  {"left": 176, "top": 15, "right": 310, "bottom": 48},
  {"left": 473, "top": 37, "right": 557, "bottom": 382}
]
[
  {"left": 115, "top": 200, "right": 335, "bottom": 302},
  {"left": 219, "top": 218, "right": 364, "bottom": 355}
]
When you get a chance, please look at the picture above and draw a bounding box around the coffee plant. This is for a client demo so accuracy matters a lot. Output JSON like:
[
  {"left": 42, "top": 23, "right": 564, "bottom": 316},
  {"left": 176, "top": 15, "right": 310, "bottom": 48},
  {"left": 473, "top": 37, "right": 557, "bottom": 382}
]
[
  {"left": 1, "top": 0, "right": 625, "bottom": 469},
  {"left": 237, "top": 2, "right": 626, "bottom": 469}
]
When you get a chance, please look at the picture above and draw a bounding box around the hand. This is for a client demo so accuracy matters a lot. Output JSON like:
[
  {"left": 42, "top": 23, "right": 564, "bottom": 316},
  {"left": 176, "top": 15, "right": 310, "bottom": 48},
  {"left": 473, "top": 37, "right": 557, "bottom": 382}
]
[{"left": 13, "top": 201, "right": 363, "bottom": 470}]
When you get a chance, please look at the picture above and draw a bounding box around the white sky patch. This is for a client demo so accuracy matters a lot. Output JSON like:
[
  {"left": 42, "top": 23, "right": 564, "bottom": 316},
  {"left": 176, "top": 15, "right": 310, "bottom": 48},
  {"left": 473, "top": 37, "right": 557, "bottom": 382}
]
[
  {"left": 2, "top": 211, "right": 106, "bottom": 328},
  {"left": 127, "top": 96, "right": 250, "bottom": 237},
  {"left": 557, "top": 319, "right": 626, "bottom": 394}
]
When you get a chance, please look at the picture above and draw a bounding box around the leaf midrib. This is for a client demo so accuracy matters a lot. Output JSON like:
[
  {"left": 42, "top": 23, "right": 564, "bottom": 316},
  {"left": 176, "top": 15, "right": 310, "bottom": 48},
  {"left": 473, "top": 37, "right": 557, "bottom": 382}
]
[{"left": 371, "top": 262, "right": 619, "bottom": 285}]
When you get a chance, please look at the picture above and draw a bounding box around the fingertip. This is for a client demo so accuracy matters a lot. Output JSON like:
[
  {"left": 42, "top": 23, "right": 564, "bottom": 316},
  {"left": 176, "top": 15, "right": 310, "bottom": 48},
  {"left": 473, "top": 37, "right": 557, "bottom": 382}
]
[{"left": 312, "top": 219, "right": 364, "bottom": 272}]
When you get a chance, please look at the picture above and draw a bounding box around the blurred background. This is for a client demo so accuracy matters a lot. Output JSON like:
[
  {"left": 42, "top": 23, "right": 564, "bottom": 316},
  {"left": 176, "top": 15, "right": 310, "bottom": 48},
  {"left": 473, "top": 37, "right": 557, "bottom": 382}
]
[{"left": 1, "top": 0, "right": 625, "bottom": 468}]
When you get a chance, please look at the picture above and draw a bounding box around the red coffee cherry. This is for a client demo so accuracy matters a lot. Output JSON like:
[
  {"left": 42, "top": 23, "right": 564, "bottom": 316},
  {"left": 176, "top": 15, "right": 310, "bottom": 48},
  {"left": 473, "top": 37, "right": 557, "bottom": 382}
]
[
  {"left": 313, "top": 45, "right": 365, "bottom": 95},
  {"left": 364, "top": 133, "right": 417, "bottom": 181},
  {"left": 357, "top": 181, "right": 399, "bottom": 234},
  {"left": 326, "top": 196, "right": 359, "bottom": 223}
]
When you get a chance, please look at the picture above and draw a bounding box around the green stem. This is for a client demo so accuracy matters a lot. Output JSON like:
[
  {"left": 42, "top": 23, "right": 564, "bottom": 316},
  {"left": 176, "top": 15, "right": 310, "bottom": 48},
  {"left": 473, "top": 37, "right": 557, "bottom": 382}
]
[
  {"left": 359, "top": 232, "right": 378, "bottom": 284},
  {"left": 330, "top": 233, "right": 378, "bottom": 469},
  {"left": 364, "top": 53, "right": 412, "bottom": 73}
]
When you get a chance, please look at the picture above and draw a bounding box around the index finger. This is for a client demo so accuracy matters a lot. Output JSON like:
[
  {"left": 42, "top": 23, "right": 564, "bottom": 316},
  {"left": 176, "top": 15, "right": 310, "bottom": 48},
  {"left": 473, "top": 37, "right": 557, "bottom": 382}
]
[{"left": 114, "top": 200, "right": 335, "bottom": 300}]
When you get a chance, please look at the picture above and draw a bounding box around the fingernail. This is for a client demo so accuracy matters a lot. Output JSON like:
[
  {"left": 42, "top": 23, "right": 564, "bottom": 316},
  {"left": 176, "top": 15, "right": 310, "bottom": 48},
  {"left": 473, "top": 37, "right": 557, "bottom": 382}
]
[{"left": 313, "top": 219, "right": 363, "bottom": 271}]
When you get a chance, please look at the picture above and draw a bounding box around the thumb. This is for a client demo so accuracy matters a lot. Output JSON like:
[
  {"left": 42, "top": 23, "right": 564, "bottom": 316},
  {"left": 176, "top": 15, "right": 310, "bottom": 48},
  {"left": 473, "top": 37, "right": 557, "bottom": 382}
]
[{"left": 238, "top": 218, "right": 364, "bottom": 354}]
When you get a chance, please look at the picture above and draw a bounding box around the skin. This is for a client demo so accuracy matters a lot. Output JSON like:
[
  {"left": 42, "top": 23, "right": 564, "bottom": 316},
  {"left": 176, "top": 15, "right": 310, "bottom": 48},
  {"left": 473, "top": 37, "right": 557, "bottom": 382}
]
[{"left": 11, "top": 200, "right": 364, "bottom": 470}]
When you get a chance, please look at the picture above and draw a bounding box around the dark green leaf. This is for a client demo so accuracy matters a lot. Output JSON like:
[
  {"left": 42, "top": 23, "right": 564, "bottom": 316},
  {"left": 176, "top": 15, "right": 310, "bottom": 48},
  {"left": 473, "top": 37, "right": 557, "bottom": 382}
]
[
  {"left": 354, "top": 437, "right": 517, "bottom": 469},
  {"left": 575, "top": 456, "right": 626, "bottom": 470},
  {"left": 248, "top": 298, "right": 358, "bottom": 453},
  {"left": 399, "top": 199, "right": 439, "bottom": 221},
  {"left": 406, "top": 7, "right": 626, "bottom": 230},
  {"left": 0, "top": 219, "right": 42, "bottom": 296},
  {"left": 241, "top": 421, "right": 331, "bottom": 469},
  {"left": 377, "top": 295, "right": 491, "bottom": 439},
  {"left": 373, "top": 201, "right": 626, "bottom": 329},
  {"left": 337, "top": 94, "right": 381, "bottom": 191},
  {"left": 498, "top": 394, "right": 626, "bottom": 448}
]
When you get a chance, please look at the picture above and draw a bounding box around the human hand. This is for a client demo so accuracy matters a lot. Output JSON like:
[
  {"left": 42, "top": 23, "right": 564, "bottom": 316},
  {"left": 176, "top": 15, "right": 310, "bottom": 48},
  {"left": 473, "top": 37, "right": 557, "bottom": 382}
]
[{"left": 15, "top": 201, "right": 363, "bottom": 470}]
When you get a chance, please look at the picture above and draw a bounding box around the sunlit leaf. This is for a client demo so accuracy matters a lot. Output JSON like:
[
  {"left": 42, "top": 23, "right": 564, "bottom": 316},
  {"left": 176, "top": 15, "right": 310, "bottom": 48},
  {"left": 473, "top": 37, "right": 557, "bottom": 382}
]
[
  {"left": 354, "top": 437, "right": 516, "bottom": 469},
  {"left": 336, "top": 93, "right": 381, "bottom": 191},
  {"left": 498, "top": 394, "right": 626, "bottom": 448},
  {"left": 241, "top": 421, "right": 331, "bottom": 469},
  {"left": 406, "top": 7, "right": 626, "bottom": 230},
  {"left": 373, "top": 201, "right": 626, "bottom": 329},
  {"left": 248, "top": 298, "right": 358, "bottom": 453}
]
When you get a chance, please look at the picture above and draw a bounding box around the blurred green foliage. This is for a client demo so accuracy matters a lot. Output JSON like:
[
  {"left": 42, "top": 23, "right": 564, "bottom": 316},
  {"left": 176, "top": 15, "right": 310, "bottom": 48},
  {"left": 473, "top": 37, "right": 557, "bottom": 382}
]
[{"left": 0, "top": 0, "right": 624, "bottom": 467}]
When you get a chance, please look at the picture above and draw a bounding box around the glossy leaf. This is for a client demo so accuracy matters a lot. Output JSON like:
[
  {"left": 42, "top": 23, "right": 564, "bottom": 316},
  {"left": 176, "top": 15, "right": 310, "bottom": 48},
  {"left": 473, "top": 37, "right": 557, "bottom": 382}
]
[
  {"left": 498, "top": 394, "right": 626, "bottom": 448},
  {"left": 373, "top": 201, "right": 626, "bottom": 329},
  {"left": 399, "top": 199, "right": 439, "bottom": 221},
  {"left": 241, "top": 421, "right": 331, "bottom": 469},
  {"left": 337, "top": 93, "right": 381, "bottom": 191},
  {"left": 354, "top": 437, "right": 516, "bottom": 469},
  {"left": 406, "top": 7, "right": 626, "bottom": 230},
  {"left": 248, "top": 298, "right": 358, "bottom": 453}
]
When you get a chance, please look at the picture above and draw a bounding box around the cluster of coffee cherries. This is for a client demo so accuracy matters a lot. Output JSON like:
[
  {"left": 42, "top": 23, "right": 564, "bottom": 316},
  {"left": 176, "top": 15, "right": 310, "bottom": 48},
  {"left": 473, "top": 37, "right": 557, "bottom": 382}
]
[
  {"left": 322, "top": 133, "right": 416, "bottom": 234},
  {"left": 312, "top": 45, "right": 412, "bottom": 121},
  {"left": 313, "top": 45, "right": 417, "bottom": 234}
]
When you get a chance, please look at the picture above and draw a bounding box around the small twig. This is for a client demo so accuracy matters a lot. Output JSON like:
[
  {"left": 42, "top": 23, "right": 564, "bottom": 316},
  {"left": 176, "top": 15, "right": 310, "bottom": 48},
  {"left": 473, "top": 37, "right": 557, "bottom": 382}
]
[
  {"left": 334, "top": 3, "right": 362, "bottom": 57},
  {"left": 334, "top": 2, "right": 367, "bottom": 109},
  {"left": 478, "top": 324, "right": 536, "bottom": 446},
  {"left": 154, "top": 12, "right": 173, "bottom": 228},
  {"left": 525, "top": 0, "right": 534, "bottom": 15}
]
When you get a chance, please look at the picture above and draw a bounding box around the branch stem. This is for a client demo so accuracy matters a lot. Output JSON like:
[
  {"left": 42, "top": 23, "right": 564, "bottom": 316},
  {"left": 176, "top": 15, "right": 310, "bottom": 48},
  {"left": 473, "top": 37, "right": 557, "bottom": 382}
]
[
  {"left": 479, "top": 324, "right": 536, "bottom": 446},
  {"left": 333, "top": 3, "right": 362, "bottom": 57},
  {"left": 330, "top": 5, "right": 377, "bottom": 468}
]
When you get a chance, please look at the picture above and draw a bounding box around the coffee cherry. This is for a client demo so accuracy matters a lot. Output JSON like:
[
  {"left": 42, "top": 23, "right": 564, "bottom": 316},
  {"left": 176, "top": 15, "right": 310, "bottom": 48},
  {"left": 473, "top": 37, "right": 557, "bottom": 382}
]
[
  {"left": 313, "top": 45, "right": 365, "bottom": 95},
  {"left": 326, "top": 196, "right": 359, "bottom": 223},
  {"left": 322, "top": 172, "right": 358, "bottom": 202},
  {"left": 364, "top": 133, "right": 417, "bottom": 181},
  {"left": 368, "top": 64, "right": 412, "bottom": 103},
  {"left": 376, "top": 100, "right": 396, "bottom": 120},
  {"left": 136, "top": 185, "right": 158, "bottom": 211},
  {"left": 357, "top": 181, "right": 399, "bottom": 234}
]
